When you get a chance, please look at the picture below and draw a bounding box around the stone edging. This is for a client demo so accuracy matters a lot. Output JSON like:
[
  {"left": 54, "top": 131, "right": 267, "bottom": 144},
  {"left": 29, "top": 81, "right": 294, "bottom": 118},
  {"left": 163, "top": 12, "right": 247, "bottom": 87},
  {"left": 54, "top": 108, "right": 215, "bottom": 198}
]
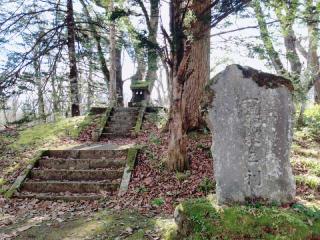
[
  {"left": 92, "top": 105, "right": 114, "bottom": 142},
  {"left": 132, "top": 105, "right": 146, "bottom": 137},
  {"left": 4, "top": 150, "right": 47, "bottom": 198},
  {"left": 118, "top": 147, "right": 139, "bottom": 196}
]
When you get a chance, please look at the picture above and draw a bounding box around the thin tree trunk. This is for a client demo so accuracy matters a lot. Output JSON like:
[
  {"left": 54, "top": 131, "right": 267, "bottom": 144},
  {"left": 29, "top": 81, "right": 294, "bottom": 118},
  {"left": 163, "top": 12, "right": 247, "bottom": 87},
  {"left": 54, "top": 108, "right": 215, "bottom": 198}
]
[
  {"left": 67, "top": 0, "right": 80, "bottom": 116},
  {"left": 3, "top": 108, "right": 8, "bottom": 125},
  {"left": 182, "top": 0, "right": 211, "bottom": 130},
  {"left": 34, "top": 58, "right": 46, "bottom": 122},
  {"left": 145, "top": 0, "right": 160, "bottom": 93},
  {"left": 109, "top": 0, "right": 117, "bottom": 104},
  {"left": 274, "top": 3, "right": 302, "bottom": 80},
  {"left": 115, "top": 46, "right": 123, "bottom": 106},
  {"left": 50, "top": 57, "right": 60, "bottom": 119},
  {"left": 58, "top": 75, "right": 64, "bottom": 115},
  {"left": 297, "top": 100, "right": 307, "bottom": 128},
  {"left": 87, "top": 57, "right": 93, "bottom": 111},
  {"left": 305, "top": 0, "right": 320, "bottom": 104},
  {"left": 51, "top": 77, "right": 59, "bottom": 114},
  {"left": 79, "top": 0, "right": 110, "bottom": 86},
  {"left": 253, "top": 0, "right": 286, "bottom": 75},
  {"left": 283, "top": 26, "right": 302, "bottom": 76}
]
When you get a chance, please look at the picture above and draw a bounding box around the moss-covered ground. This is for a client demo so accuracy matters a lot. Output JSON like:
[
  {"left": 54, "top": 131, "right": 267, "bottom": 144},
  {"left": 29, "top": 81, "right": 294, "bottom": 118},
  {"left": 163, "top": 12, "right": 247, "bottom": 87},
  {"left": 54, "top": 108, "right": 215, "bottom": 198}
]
[{"left": 173, "top": 196, "right": 320, "bottom": 240}]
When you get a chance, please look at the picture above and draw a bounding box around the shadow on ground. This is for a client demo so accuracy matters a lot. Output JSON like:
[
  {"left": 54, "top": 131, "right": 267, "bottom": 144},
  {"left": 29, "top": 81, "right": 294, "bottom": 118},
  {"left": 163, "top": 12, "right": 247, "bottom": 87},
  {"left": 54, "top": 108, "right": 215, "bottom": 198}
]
[{"left": 1, "top": 209, "right": 175, "bottom": 240}]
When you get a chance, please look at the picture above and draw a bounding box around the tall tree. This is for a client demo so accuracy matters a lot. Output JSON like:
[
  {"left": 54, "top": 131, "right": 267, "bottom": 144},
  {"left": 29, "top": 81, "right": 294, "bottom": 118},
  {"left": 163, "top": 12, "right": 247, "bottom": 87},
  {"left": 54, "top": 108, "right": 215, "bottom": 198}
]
[
  {"left": 33, "top": 54, "right": 46, "bottom": 122},
  {"left": 306, "top": 0, "right": 320, "bottom": 104},
  {"left": 253, "top": 0, "right": 320, "bottom": 124},
  {"left": 79, "top": 0, "right": 110, "bottom": 86},
  {"left": 253, "top": 0, "right": 286, "bottom": 75},
  {"left": 182, "top": 0, "right": 211, "bottom": 130},
  {"left": 166, "top": 0, "right": 248, "bottom": 171},
  {"left": 135, "top": 0, "right": 160, "bottom": 96},
  {"left": 67, "top": 0, "right": 80, "bottom": 116},
  {"left": 109, "top": 0, "right": 119, "bottom": 104},
  {"left": 115, "top": 45, "right": 124, "bottom": 105}
]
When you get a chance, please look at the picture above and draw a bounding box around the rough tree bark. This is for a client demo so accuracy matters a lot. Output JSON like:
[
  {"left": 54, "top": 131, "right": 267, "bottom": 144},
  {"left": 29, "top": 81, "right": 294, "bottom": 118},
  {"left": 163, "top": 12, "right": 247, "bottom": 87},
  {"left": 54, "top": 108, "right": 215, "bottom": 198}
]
[
  {"left": 182, "top": 0, "right": 211, "bottom": 130},
  {"left": 167, "top": 0, "right": 249, "bottom": 171},
  {"left": 67, "top": 0, "right": 80, "bottom": 116},
  {"left": 167, "top": 0, "right": 190, "bottom": 171}
]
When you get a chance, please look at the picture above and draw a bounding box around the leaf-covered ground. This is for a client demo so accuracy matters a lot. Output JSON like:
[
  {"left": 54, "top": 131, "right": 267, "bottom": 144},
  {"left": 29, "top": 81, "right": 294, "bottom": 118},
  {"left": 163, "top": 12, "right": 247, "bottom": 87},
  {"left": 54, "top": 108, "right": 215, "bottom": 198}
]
[{"left": 0, "top": 110, "right": 320, "bottom": 239}]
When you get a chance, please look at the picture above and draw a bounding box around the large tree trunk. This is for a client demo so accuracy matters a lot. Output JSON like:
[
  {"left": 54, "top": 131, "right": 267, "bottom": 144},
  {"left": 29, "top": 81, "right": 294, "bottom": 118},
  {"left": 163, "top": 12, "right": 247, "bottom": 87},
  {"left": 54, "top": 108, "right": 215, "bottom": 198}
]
[
  {"left": 182, "top": 0, "right": 211, "bottom": 130},
  {"left": 167, "top": 0, "right": 189, "bottom": 171},
  {"left": 167, "top": 78, "right": 188, "bottom": 171},
  {"left": 67, "top": 0, "right": 80, "bottom": 116}
]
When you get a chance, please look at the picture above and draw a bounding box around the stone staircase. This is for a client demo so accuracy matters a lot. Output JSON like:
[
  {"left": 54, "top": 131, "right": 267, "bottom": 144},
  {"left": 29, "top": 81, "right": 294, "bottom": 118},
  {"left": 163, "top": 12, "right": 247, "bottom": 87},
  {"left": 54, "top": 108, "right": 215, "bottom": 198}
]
[
  {"left": 10, "top": 106, "right": 143, "bottom": 201},
  {"left": 15, "top": 148, "right": 129, "bottom": 201},
  {"left": 99, "top": 107, "right": 140, "bottom": 140}
]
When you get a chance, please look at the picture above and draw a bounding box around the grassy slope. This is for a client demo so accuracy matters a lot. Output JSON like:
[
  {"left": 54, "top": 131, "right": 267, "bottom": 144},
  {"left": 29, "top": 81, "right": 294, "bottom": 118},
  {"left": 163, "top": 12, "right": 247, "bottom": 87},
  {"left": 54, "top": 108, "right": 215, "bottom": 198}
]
[{"left": 0, "top": 115, "right": 99, "bottom": 194}]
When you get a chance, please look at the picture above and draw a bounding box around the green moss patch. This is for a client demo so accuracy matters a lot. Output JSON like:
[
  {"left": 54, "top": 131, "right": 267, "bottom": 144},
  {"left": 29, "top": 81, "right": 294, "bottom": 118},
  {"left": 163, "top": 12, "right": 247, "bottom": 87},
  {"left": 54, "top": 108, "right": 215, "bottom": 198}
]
[
  {"left": 173, "top": 197, "right": 320, "bottom": 240},
  {"left": 10, "top": 116, "right": 90, "bottom": 150},
  {"left": 130, "top": 80, "right": 150, "bottom": 90}
]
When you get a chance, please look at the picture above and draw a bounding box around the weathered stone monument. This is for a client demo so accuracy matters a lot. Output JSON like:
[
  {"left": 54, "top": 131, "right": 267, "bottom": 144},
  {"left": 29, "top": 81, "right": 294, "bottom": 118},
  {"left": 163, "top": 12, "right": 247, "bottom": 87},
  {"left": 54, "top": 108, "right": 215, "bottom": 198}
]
[{"left": 207, "top": 64, "right": 296, "bottom": 204}]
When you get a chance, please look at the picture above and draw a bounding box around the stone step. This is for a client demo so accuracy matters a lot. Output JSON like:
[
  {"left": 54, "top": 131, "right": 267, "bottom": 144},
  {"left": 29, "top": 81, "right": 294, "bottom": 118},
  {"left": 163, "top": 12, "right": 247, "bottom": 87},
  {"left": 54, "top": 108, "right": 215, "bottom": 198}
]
[
  {"left": 103, "top": 127, "right": 133, "bottom": 134},
  {"left": 22, "top": 180, "right": 119, "bottom": 193},
  {"left": 89, "top": 107, "right": 107, "bottom": 115},
  {"left": 30, "top": 169, "right": 123, "bottom": 181},
  {"left": 45, "top": 149, "right": 126, "bottom": 159},
  {"left": 110, "top": 114, "right": 138, "bottom": 121},
  {"left": 100, "top": 132, "right": 131, "bottom": 139},
  {"left": 15, "top": 192, "right": 105, "bottom": 201},
  {"left": 38, "top": 158, "right": 126, "bottom": 170},
  {"left": 108, "top": 119, "right": 136, "bottom": 125},
  {"left": 105, "top": 122, "right": 134, "bottom": 128},
  {"left": 114, "top": 107, "right": 139, "bottom": 112}
]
